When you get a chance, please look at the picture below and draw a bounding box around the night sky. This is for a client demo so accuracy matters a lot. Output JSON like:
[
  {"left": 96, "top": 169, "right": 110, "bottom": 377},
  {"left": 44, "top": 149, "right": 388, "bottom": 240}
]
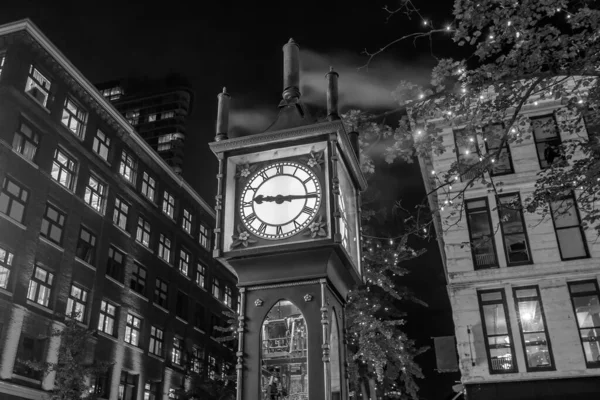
[{"left": 1, "top": 0, "right": 459, "bottom": 397}]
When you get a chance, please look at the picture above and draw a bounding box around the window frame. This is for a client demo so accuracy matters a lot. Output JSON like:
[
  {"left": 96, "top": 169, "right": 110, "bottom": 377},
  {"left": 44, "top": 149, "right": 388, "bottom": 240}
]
[
  {"left": 25, "top": 65, "right": 51, "bottom": 108},
  {"left": 51, "top": 147, "right": 78, "bottom": 191},
  {"left": 130, "top": 262, "right": 147, "bottom": 297},
  {"left": 195, "top": 262, "right": 206, "bottom": 288},
  {"left": 75, "top": 225, "right": 97, "bottom": 265},
  {"left": 162, "top": 190, "right": 175, "bottom": 219},
  {"left": 530, "top": 114, "right": 562, "bottom": 169},
  {"left": 548, "top": 192, "right": 590, "bottom": 261},
  {"left": 92, "top": 129, "right": 111, "bottom": 162},
  {"left": 113, "top": 196, "right": 130, "bottom": 231},
  {"left": 0, "top": 176, "right": 29, "bottom": 223},
  {"left": 66, "top": 284, "right": 89, "bottom": 322},
  {"left": 0, "top": 246, "right": 14, "bottom": 290},
  {"left": 106, "top": 245, "right": 125, "bottom": 282},
  {"left": 483, "top": 122, "right": 514, "bottom": 176},
  {"left": 176, "top": 291, "right": 188, "bottom": 321},
  {"left": 84, "top": 173, "right": 107, "bottom": 214},
  {"left": 212, "top": 277, "right": 221, "bottom": 300},
  {"left": 512, "top": 286, "right": 555, "bottom": 371},
  {"left": 172, "top": 336, "right": 183, "bottom": 366},
  {"left": 465, "top": 197, "right": 499, "bottom": 269},
  {"left": 61, "top": 96, "right": 88, "bottom": 139},
  {"left": 497, "top": 193, "right": 533, "bottom": 267},
  {"left": 119, "top": 150, "right": 137, "bottom": 184},
  {"left": 141, "top": 172, "right": 156, "bottom": 202},
  {"left": 26, "top": 265, "right": 54, "bottom": 308},
  {"left": 149, "top": 325, "right": 164, "bottom": 357},
  {"left": 223, "top": 286, "right": 232, "bottom": 308},
  {"left": 158, "top": 234, "right": 172, "bottom": 263},
  {"left": 568, "top": 280, "right": 600, "bottom": 368},
  {"left": 178, "top": 248, "right": 190, "bottom": 276},
  {"left": 453, "top": 127, "right": 480, "bottom": 181},
  {"left": 198, "top": 222, "right": 211, "bottom": 251},
  {"left": 191, "top": 346, "right": 204, "bottom": 374},
  {"left": 154, "top": 277, "right": 168, "bottom": 309},
  {"left": 477, "top": 289, "right": 518, "bottom": 374},
  {"left": 135, "top": 216, "right": 151, "bottom": 248},
  {"left": 124, "top": 313, "right": 142, "bottom": 347},
  {"left": 12, "top": 119, "right": 40, "bottom": 163},
  {"left": 98, "top": 300, "right": 117, "bottom": 336},
  {"left": 182, "top": 209, "right": 193, "bottom": 235},
  {"left": 40, "top": 202, "right": 67, "bottom": 245}
]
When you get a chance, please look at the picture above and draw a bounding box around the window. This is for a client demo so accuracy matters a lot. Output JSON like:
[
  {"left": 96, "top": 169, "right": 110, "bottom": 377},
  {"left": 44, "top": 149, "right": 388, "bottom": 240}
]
[
  {"left": 26, "top": 265, "right": 54, "bottom": 307},
  {"left": 210, "top": 314, "right": 221, "bottom": 338},
  {"left": 483, "top": 123, "right": 514, "bottom": 176},
  {"left": 191, "top": 346, "right": 204, "bottom": 374},
  {"left": 158, "top": 234, "right": 172, "bottom": 263},
  {"left": 568, "top": 281, "right": 600, "bottom": 368},
  {"left": 84, "top": 174, "right": 107, "bottom": 213},
  {"left": 178, "top": 249, "right": 190, "bottom": 276},
  {"left": 172, "top": 337, "right": 183, "bottom": 365},
  {"left": 101, "top": 86, "right": 123, "bottom": 101},
  {"left": 194, "top": 304, "right": 205, "bottom": 331},
  {"left": 113, "top": 197, "right": 130, "bottom": 231},
  {"left": 98, "top": 300, "right": 117, "bottom": 336},
  {"left": 12, "top": 120, "right": 40, "bottom": 162},
  {"left": 136, "top": 216, "right": 151, "bottom": 247},
  {"left": 513, "top": 286, "right": 554, "bottom": 371},
  {"left": 51, "top": 148, "right": 77, "bottom": 190},
  {"left": 199, "top": 222, "right": 211, "bottom": 250},
  {"left": 478, "top": 289, "right": 517, "bottom": 373},
  {"left": 453, "top": 128, "right": 479, "bottom": 181},
  {"left": 158, "top": 134, "right": 174, "bottom": 152},
  {"left": 61, "top": 97, "right": 88, "bottom": 139},
  {"left": 168, "top": 389, "right": 180, "bottom": 400},
  {"left": 106, "top": 246, "right": 125, "bottom": 282},
  {"left": 0, "top": 177, "right": 28, "bottom": 223},
  {"left": 13, "top": 334, "right": 46, "bottom": 380},
  {"left": 141, "top": 172, "right": 156, "bottom": 202},
  {"left": 154, "top": 278, "right": 168, "bottom": 308},
  {"left": 124, "top": 314, "right": 142, "bottom": 346},
  {"left": 148, "top": 114, "right": 157, "bottom": 122},
  {"left": 237, "top": 293, "right": 241, "bottom": 314},
  {"left": 195, "top": 263, "right": 206, "bottom": 288},
  {"left": 144, "top": 382, "right": 160, "bottom": 400},
  {"left": 118, "top": 371, "right": 138, "bottom": 400},
  {"left": 0, "top": 246, "right": 14, "bottom": 289},
  {"left": 119, "top": 150, "right": 137, "bottom": 184},
  {"left": 212, "top": 277, "right": 221, "bottom": 300},
  {"left": 76, "top": 226, "right": 96, "bottom": 265},
  {"left": 465, "top": 198, "right": 497, "bottom": 269},
  {"left": 498, "top": 193, "right": 532, "bottom": 266},
  {"left": 92, "top": 371, "right": 110, "bottom": 398},
  {"left": 162, "top": 111, "right": 175, "bottom": 119},
  {"left": 182, "top": 209, "right": 192, "bottom": 234},
  {"left": 149, "top": 326, "right": 164, "bottom": 357},
  {"left": 40, "top": 203, "right": 66, "bottom": 245},
  {"left": 224, "top": 286, "right": 232, "bottom": 308},
  {"left": 66, "top": 284, "right": 88, "bottom": 322},
  {"left": 25, "top": 65, "right": 51, "bottom": 107},
  {"left": 550, "top": 193, "right": 589, "bottom": 260},
  {"left": 162, "top": 190, "right": 175, "bottom": 219},
  {"left": 126, "top": 110, "right": 140, "bottom": 125},
  {"left": 208, "top": 355, "right": 217, "bottom": 380},
  {"left": 93, "top": 130, "right": 111, "bottom": 161},
  {"left": 531, "top": 115, "right": 563, "bottom": 169},
  {"left": 130, "top": 263, "right": 147, "bottom": 296},
  {"left": 176, "top": 291, "right": 188, "bottom": 321},
  {"left": 0, "top": 54, "right": 4, "bottom": 77}
]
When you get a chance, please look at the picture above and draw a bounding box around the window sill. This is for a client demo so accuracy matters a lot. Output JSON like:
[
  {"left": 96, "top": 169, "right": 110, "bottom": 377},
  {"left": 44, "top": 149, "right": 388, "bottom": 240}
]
[
  {"left": 10, "top": 148, "right": 39, "bottom": 170},
  {"left": 39, "top": 236, "right": 65, "bottom": 252},
  {"left": 59, "top": 123, "right": 86, "bottom": 142},
  {"left": 180, "top": 272, "right": 191, "bottom": 281},
  {"left": 162, "top": 212, "right": 175, "bottom": 222},
  {"left": 0, "top": 287, "right": 13, "bottom": 297},
  {"left": 119, "top": 175, "right": 137, "bottom": 189},
  {"left": 105, "top": 275, "right": 125, "bottom": 288},
  {"left": 49, "top": 176, "right": 76, "bottom": 196},
  {"left": 124, "top": 342, "right": 144, "bottom": 354},
  {"left": 158, "top": 258, "right": 173, "bottom": 268},
  {"left": 24, "top": 91, "right": 51, "bottom": 113},
  {"left": 148, "top": 353, "right": 165, "bottom": 362},
  {"left": 112, "top": 223, "right": 131, "bottom": 238},
  {"left": 153, "top": 302, "right": 169, "bottom": 314},
  {"left": 193, "top": 326, "right": 205, "bottom": 334},
  {"left": 175, "top": 316, "right": 188, "bottom": 325},
  {"left": 26, "top": 299, "right": 54, "bottom": 314},
  {"left": 84, "top": 202, "right": 105, "bottom": 217},
  {"left": 135, "top": 241, "right": 154, "bottom": 255},
  {"left": 129, "top": 289, "right": 149, "bottom": 302},
  {"left": 11, "top": 373, "right": 42, "bottom": 385},
  {"left": 97, "top": 330, "right": 118, "bottom": 343},
  {"left": 0, "top": 212, "right": 26, "bottom": 230},
  {"left": 74, "top": 257, "right": 96, "bottom": 271}
]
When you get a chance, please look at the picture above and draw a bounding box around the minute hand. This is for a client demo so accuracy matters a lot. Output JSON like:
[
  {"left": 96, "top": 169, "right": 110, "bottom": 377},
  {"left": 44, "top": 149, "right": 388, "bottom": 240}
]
[{"left": 254, "top": 194, "right": 318, "bottom": 204}]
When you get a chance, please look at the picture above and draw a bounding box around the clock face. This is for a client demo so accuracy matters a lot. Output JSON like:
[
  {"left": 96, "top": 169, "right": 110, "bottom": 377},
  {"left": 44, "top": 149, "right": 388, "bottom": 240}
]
[{"left": 239, "top": 160, "right": 322, "bottom": 239}]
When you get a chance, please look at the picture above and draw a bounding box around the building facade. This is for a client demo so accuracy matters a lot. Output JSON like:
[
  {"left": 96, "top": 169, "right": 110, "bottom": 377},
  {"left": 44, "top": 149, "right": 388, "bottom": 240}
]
[
  {"left": 416, "top": 87, "right": 600, "bottom": 398},
  {"left": 0, "top": 20, "right": 236, "bottom": 400},
  {"left": 95, "top": 76, "right": 193, "bottom": 175}
]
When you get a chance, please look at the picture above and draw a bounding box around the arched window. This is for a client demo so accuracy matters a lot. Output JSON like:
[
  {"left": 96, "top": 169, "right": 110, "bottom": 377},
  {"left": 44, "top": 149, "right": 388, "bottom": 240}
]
[
  {"left": 261, "top": 300, "right": 308, "bottom": 400},
  {"left": 330, "top": 309, "right": 341, "bottom": 400}
]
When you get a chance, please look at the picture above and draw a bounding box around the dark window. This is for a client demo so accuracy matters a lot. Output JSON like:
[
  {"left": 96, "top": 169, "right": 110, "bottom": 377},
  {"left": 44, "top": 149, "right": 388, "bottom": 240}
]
[
  {"left": 118, "top": 371, "right": 138, "bottom": 400},
  {"left": 194, "top": 303, "right": 205, "bottom": 331},
  {"left": 212, "top": 277, "right": 221, "bottom": 300},
  {"left": 513, "top": 286, "right": 554, "bottom": 371},
  {"left": 531, "top": 115, "right": 563, "bottom": 169},
  {"left": 176, "top": 291, "right": 188, "bottom": 321},
  {"left": 12, "top": 120, "right": 40, "bottom": 162},
  {"left": 25, "top": 65, "right": 51, "bottom": 107},
  {"left": 51, "top": 148, "right": 77, "bottom": 190},
  {"left": 13, "top": 334, "right": 46, "bottom": 380},
  {"left": 0, "top": 177, "right": 29, "bottom": 223},
  {"left": 106, "top": 246, "right": 125, "bottom": 282},
  {"left": 125, "top": 110, "right": 140, "bottom": 125},
  {"left": 199, "top": 223, "right": 211, "bottom": 250},
  {"left": 124, "top": 314, "right": 142, "bottom": 347},
  {"left": 130, "top": 263, "right": 147, "bottom": 296},
  {"left": 178, "top": 248, "right": 190, "bottom": 276},
  {"left": 478, "top": 289, "right": 518, "bottom": 373},
  {"left": 40, "top": 203, "right": 66, "bottom": 245},
  {"left": 66, "top": 284, "right": 88, "bottom": 322},
  {"left": 568, "top": 281, "right": 600, "bottom": 368},
  {"left": 483, "top": 123, "right": 514, "bottom": 176},
  {"left": 172, "top": 337, "right": 183, "bottom": 366},
  {"left": 93, "top": 371, "right": 110, "bottom": 398},
  {"left": 98, "top": 300, "right": 117, "bottom": 336},
  {"left": 141, "top": 172, "right": 156, "bottom": 202},
  {"left": 453, "top": 128, "right": 480, "bottom": 181},
  {"left": 182, "top": 209, "right": 192, "bottom": 234},
  {"left": 195, "top": 263, "right": 206, "bottom": 288},
  {"left": 26, "top": 265, "right": 54, "bottom": 307},
  {"left": 144, "top": 382, "right": 160, "bottom": 400},
  {"left": 550, "top": 193, "right": 589, "bottom": 260},
  {"left": 154, "top": 278, "right": 168, "bottom": 308},
  {"left": 498, "top": 194, "right": 532, "bottom": 265},
  {"left": 0, "top": 246, "right": 14, "bottom": 290},
  {"left": 93, "top": 130, "right": 110, "bottom": 161},
  {"left": 135, "top": 216, "right": 151, "bottom": 247},
  {"left": 113, "top": 197, "right": 130, "bottom": 231},
  {"left": 465, "top": 198, "right": 498, "bottom": 269},
  {"left": 119, "top": 151, "right": 137, "bottom": 184},
  {"left": 210, "top": 314, "right": 223, "bottom": 339},
  {"left": 61, "top": 97, "right": 88, "bottom": 139},
  {"left": 76, "top": 226, "right": 96, "bottom": 265},
  {"left": 149, "top": 326, "right": 164, "bottom": 357},
  {"left": 158, "top": 234, "right": 171, "bottom": 263},
  {"left": 84, "top": 174, "right": 107, "bottom": 214},
  {"left": 162, "top": 190, "right": 175, "bottom": 219}
]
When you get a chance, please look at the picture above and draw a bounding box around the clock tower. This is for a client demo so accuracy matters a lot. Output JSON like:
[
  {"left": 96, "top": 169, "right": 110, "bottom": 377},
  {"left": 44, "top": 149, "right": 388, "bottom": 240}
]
[{"left": 209, "top": 39, "right": 366, "bottom": 400}]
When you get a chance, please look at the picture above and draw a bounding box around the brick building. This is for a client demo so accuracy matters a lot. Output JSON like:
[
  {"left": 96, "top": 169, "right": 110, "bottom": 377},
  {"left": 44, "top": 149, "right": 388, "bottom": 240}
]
[
  {"left": 415, "top": 81, "right": 600, "bottom": 398},
  {"left": 0, "top": 19, "right": 237, "bottom": 400}
]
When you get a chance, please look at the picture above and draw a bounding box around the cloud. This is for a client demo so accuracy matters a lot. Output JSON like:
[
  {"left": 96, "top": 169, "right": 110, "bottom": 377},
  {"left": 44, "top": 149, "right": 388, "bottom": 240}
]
[{"left": 229, "top": 108, "right": 277, "bottom": 136}]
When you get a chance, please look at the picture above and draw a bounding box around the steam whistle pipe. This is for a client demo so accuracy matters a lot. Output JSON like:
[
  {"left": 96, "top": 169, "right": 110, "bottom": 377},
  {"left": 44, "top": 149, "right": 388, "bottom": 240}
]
[
  {"left": 326, "top": 66, "right": 340, "bottom": 121},
  {"left": 282, "top": 38, "right": 301, "bottom": 101},
  {"left": 215, "top": 87, "right": 230, "bottom": 141}
]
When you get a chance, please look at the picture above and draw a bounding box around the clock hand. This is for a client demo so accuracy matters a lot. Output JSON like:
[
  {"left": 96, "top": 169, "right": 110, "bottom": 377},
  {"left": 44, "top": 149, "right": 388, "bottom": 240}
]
[{"left": 253, "top": 194, "right": 319, "bottom": 204}]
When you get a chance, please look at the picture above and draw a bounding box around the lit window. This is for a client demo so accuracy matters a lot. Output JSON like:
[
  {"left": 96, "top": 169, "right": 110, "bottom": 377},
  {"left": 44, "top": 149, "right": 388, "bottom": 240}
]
[
  {"left": 0, "top": 54, "right": 4, "bottom": 77},
  {"left": 93, "top": 130, "right": 111, "bottom": 161},
  {"left": 12, "top": 120, "right": 40, "bottom": 162},
  {"left": 141, "top": 172, "right": 156, "bottom": 202},
  {"left": 119, "top": 151, "right": 137, "bottom": 184},
  {"left": 98, "top": 300, "right": 116, "bottom": 336},
  {"left": 568, "top": 281, "right": 600, "bottom": 368},
  {"left": 154, "top": 278, "right": 168, "bottom": 308},
  {"left": 162, "top": 191, "right": 175, "bottom": 218},
  {"left": 195, "top": 263, "right": 206, "bottom": 288},
  {"left": 0, "top": 177, "right": 29, "bottom": 223},
  {"left": 478, "top": 289, "right": 517, "bottom": 373},
  {"left": 497, "top": 193, "right": 531, "bottom": 265},
  {"left": 84, "top": 174, "right": 107, "bottom": 213},
  {"left": 465, "top": 198, "right": 497, "bottom": 269},
  {"left": 168, "top": 389, "right": 179, "bottom": 400},
  {"left": 113, "top": 197, "right": 130, "bottom": 231},
  {"left": 92, "top": 371, "right": 110, "bottom": 398},
  {"left": 237, "top": 293, "right": 241, "bottom": 314},
  {"left": 182, "top": 209, "right": 192, "bottom": 234},
  {"left": 191, "top": 346, "right": 203, "bottom": 374},
  {"left": 61, "top": 97, "right": 88, "bottom": 139},
  {"left": 136, "top": 216, "right": 151, "bottom": 247},
  {"left": 208, "top": 355, "right": 217, "bottom": 380},
  {"left": 124, "top": 314, "right": 142, "bottom": 346},
  {"left": 148, "top": 114, "right": 157, "bottom": 122},
  {"left": 223, "top": 286, "right": 232, "bottom": 308},
  {"left": 172, "top": 337, "right": 182, "bottom": 365},
  {"left": 0, "top": 246, "right": 14, "bottom": 289},
  {"left": 106, "top": 246, "right": 125, "bottom": 282},
  {"left": 26, "top": 265, "right": 54, "bottom": 307},
  {"left": 25, "top": 65, "right": 51, "bottom": 107},
  {"left": 161, "top": 111, "right": 175, "bottom": 119},
  {"left": 199, "top": 223, "right": 211, "bottom": 250},
  {"left": 484, "top": 123, "right": 514, "bottom": 176},
  {"left": 453, "top": 128, "right": 479, "bottom": 181},
  {"left": 119, "top": 371, "right": 138, "bottom": 400},
  {"left": 125, "top": 110, "right": 140, "bottom": 125},
  {"left": 51, "top": 148, "right": 78, "bottom": 190},
  {"left": 176, "top": 291, "right": 188, "bottom": 321},
  {"left": 66, "top": 284, "right": 88, "bottom": 322},
  {"left": 130, "top": 263, "right": 147, "bottom": 296},
  {"left": 75, "top": 226, "right": 96, "bottom": 265},
  {"left": 531, "top": 115, "right": 563, "bottom": 169},
  {"left": 158, "top": 234, "right": 171, "bottom": 263},
  {"left": 149, "top": 326, "right": 164, "bottom": 357},
  {"left": 40, "top": 203, "right": 66, "bottom": 245},
  {"left": 144, "top": 382, "right": 160, "bottom": 400},
  {"left": 550, "top": 193, "right": 589, "bottom": 260},
  {"left": 178, "top": 249, "right": 190, "bottom": 276},
  {"left": 212, "top": 277, "right": 221, "bottom": 300}
]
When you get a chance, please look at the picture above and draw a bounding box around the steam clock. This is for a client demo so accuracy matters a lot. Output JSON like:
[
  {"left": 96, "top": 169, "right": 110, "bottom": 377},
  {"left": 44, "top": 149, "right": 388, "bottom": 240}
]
[{"left": 210, "top": 39, "right": 366, "bottom": 400}]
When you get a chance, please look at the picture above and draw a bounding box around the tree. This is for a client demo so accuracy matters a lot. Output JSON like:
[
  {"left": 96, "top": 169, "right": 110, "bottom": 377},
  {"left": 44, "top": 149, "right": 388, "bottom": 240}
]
[{"left": 20, "top": 313, "right": 111, "bottom": 400}]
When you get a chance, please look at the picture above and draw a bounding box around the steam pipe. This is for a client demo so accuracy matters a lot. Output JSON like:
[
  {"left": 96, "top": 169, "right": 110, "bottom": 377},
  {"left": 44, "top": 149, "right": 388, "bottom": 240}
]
[
  {"left": 282, "top": 38, "right": 301, "bottom": 101},
  {"left": 326, "top": 66, "right": 340, "bottom": 121},
  {"left": 215, "top": 87, "right": 230, "bottom": 141}
]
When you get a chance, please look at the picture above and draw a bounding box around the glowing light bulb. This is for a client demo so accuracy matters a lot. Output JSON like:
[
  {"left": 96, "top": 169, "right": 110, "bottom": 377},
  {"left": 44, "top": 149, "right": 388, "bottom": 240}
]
[
  {"left": 469, "top": 137, "right": 474, "bottom": 142},
  {"left": 431, "top": 170, "right": 436, "bottom": 175},
  {"left": 423, "top": 20, "right": 428, "bottom": 26},
  {"left": 507, "top": 21, "right": 512, "bottom": 26},
  {"left": 419, "top": 93, "right": 424, "bottom": 99},
  {"left": 516, "top": 32, "right": 521, "bottom": 38},
  {"left": 534, "top": 101, "right": 538, "bottom": 105},
  {"left": 417, "top": 130, "right": 423, "bottom": 135},
  {"left": 489, "top": 35, "right": 494, "bottom": 39},
  {"left": 446, "top": 25, "right": 451, "bottom": 31}
]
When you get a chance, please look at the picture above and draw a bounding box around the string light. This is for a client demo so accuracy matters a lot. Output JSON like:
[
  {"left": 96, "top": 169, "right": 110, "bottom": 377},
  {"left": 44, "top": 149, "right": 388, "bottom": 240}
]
[
  {"left": 446, "top": 25, "right": 451, "bottom": 31},
  {"left": 431, "top": 170, "right": 436, "bottom": 175},
  {"left": 423, "top": 20, "right": 428, "bottom": 26},
  {"left": 419, "top": 93, "right": 424, "bottom": 99},
  {"left": 507, "top": 21, "right": 512, "bottom": 26},
  {"left": 416, "top": 130, "right": 423, "bottom": 135}
]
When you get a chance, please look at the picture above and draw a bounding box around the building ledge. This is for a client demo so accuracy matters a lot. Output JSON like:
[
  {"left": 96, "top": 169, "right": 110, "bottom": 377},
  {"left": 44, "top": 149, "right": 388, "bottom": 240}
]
[
  {"left": 129, "top": 288, "right": 149, "bottom": 302},
  {"left": 112, "top": 223, "right": 131, "bottom": 238},
  {"left": 97, "top": 330, "right": 119, "bottom": 343},
  {"left": 0, "top": 287, "right": 13, "bottom": 298},
  {"left": 105, "top": 275, "right": 125, "bottom": 288},
  {"left": 38, "top": 236, "right": 65, "bottom": 252},
  {"left": 26, "top": 299, "right": 54, "bottom": 315},
  {"left": 175, "top": 316, "right": 188, "bottom": 325},
  {"left": 124, "top": 342, "right": 144, "bottom": 354},
  {"left": 0, "top": 212, "right": 26, "bottom": 230},
  {"left": 148, "top": 353, "right": 165, "bottom": 363},
  {"left": 153, "top": 302, "right": 169, "bottom": 314},
  {"left": 74, "top": 257, "right": 96, "bottom": 271}
]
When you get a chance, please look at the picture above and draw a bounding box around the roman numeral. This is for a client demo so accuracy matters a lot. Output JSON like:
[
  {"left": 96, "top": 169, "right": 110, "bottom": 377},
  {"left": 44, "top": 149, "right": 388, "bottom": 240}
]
[
  {"left": 275, "top": 165, "right": 283, "bottom": 175},
  {"left": 276, "top": 226, "right": 283, "bottom": 235},
  {"left": 293, "top": 220, "right": 301, "bottom": 229},
  {"left": 292, "top": 167, "right": 299, "bottom": 176},
  {"left": 245, "top": 213, "right": 257, "bottom": 224},
  {"left": 259, "top": 171, "right": 269, "bottom": 181},
  {"left": 258, "top": 222, "right": 267, "bottom": 234},
  {"left": 242, "top": 201, "right": 253, "bottom": 208},
  {"left": 303, "top": 177, "right": 312, "bottom": 184},
  {"left": 302, "top": 206, "right": 313, "bottom": 215}
]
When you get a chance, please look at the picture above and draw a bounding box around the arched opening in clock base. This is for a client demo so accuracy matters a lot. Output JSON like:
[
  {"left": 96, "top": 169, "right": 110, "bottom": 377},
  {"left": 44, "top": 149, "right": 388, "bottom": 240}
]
[{"left": 261, "top": 300, "right": 308, "bottom": 400}]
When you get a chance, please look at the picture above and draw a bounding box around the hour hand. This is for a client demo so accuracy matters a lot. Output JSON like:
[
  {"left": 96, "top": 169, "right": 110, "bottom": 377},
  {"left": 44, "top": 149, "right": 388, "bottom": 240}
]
[{"left": 253, "top": 194, "right": 318, "bottom": 204}]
